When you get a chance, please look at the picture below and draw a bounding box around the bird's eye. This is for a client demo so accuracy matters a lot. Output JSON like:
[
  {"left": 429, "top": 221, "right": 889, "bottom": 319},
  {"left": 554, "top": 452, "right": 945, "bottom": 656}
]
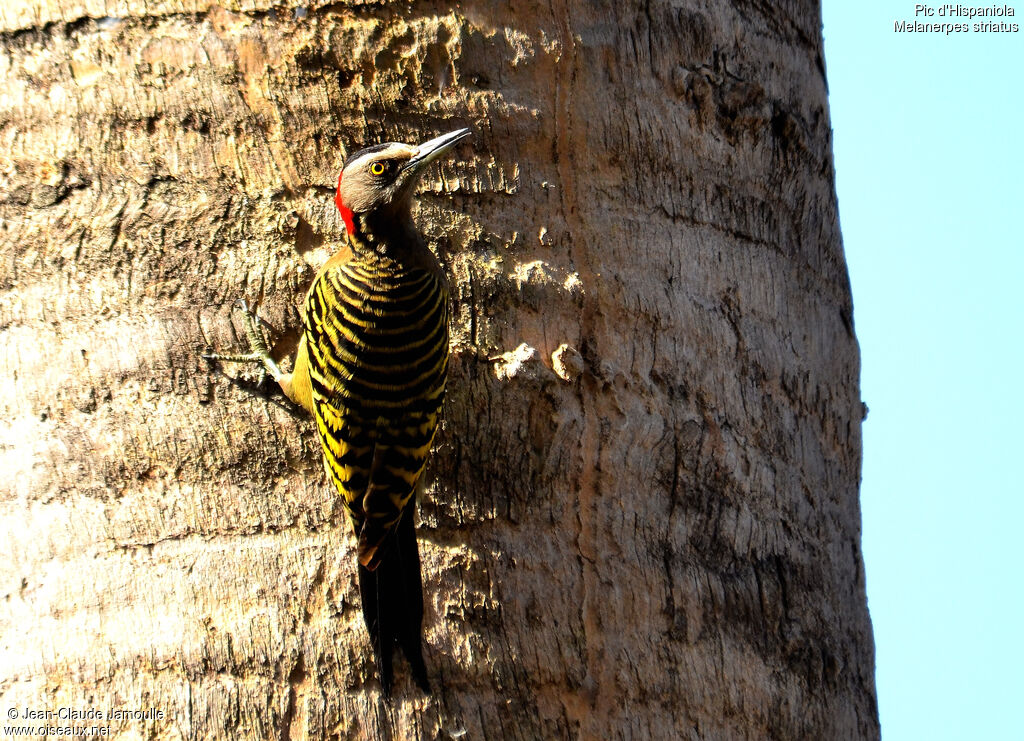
[{"left": 370, "top": 162, "right": 386, "bottom": 176}]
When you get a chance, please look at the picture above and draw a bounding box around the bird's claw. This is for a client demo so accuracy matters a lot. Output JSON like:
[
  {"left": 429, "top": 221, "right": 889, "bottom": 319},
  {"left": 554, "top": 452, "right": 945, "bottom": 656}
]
[{"left": 201, "top": 300, "right": 283, "bottom": 383}]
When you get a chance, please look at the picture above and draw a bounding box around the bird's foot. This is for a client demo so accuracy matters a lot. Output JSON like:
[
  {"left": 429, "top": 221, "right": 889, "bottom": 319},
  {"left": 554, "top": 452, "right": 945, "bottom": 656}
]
[{"left": 202, "top": 299, "right": 283, "bottom": 386}]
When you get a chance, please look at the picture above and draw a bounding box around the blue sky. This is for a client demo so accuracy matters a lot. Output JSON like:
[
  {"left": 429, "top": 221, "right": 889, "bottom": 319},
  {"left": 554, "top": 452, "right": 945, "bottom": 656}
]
[{"left": 822, "top": 2, "right": 1023, "bottom": 738}]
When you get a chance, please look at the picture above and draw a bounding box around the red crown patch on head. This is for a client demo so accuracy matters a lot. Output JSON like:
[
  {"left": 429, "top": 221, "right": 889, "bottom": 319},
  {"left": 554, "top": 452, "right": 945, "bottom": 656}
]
[{"left": 335, "top": 170, "right": 356, "bottom": 235}]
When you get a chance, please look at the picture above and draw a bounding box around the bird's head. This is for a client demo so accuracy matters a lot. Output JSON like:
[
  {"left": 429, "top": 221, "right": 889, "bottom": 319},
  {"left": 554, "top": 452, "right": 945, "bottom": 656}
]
[{"left": 335, "top": 128, "right": 471, "bottom": 237}]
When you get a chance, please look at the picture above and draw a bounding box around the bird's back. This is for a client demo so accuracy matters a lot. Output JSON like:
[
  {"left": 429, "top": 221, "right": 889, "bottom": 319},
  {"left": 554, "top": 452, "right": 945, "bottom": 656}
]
[{"left": 304, "top": 249, "right": 449, "bottom": 565}]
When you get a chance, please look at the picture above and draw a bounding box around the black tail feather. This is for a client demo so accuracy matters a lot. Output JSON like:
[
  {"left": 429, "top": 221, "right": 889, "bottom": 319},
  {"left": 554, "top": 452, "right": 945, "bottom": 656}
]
[{"left": 358, "top": 509, "right": 430, "bottom": 698}]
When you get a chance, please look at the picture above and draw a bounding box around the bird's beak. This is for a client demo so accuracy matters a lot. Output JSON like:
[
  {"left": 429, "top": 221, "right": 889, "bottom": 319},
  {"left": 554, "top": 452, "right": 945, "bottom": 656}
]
[{"left": 403, "top": 128, "right": 472, "bottom": 175}]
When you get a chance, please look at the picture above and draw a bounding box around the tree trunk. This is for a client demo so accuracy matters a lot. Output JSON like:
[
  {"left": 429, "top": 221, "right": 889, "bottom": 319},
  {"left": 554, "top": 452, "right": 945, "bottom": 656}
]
[{"left": 0, "top": 1, "right": 878, "bottom": 739}]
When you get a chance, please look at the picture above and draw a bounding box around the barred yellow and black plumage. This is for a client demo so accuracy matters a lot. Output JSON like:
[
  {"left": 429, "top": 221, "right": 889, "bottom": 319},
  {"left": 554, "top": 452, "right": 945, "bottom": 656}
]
[
  {"left": 300, "top": 245, "right": 449, "bottom": 695},
  {"left": 305, "top": 254, "right": 449, "bottom": 567}
]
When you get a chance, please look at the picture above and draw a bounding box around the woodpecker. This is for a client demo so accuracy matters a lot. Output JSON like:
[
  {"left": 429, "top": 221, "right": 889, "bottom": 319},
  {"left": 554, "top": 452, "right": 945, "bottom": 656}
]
[{"left": 204, "top": 128, "right": 471, "bottom": 697}]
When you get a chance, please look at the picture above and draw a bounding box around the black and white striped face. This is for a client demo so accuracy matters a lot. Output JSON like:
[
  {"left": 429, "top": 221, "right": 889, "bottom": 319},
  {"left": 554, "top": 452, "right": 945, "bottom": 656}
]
[{"left": 334, "top": 129, "right": 471, "bottom": 227}]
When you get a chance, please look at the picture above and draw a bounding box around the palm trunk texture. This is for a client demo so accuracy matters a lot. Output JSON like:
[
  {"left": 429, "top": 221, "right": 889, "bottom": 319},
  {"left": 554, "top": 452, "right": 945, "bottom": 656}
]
[{"left": 0, "top": 0, "right": 878, "bottom": 738}]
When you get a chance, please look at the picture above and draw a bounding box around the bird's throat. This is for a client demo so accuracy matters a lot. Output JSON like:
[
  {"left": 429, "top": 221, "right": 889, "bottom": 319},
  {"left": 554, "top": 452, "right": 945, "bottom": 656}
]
[
  {"left": 346, "top": 210, "right": 423, "bottom": 262},
  {"left": 336, "top": 173, "right": 422, "bottom": 259}
]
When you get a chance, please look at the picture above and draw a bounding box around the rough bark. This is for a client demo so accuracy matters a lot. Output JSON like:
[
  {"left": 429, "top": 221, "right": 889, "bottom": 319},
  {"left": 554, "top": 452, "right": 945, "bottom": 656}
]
[{"left": 0, "top": 1, "right": 878, "bottom": 739}]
